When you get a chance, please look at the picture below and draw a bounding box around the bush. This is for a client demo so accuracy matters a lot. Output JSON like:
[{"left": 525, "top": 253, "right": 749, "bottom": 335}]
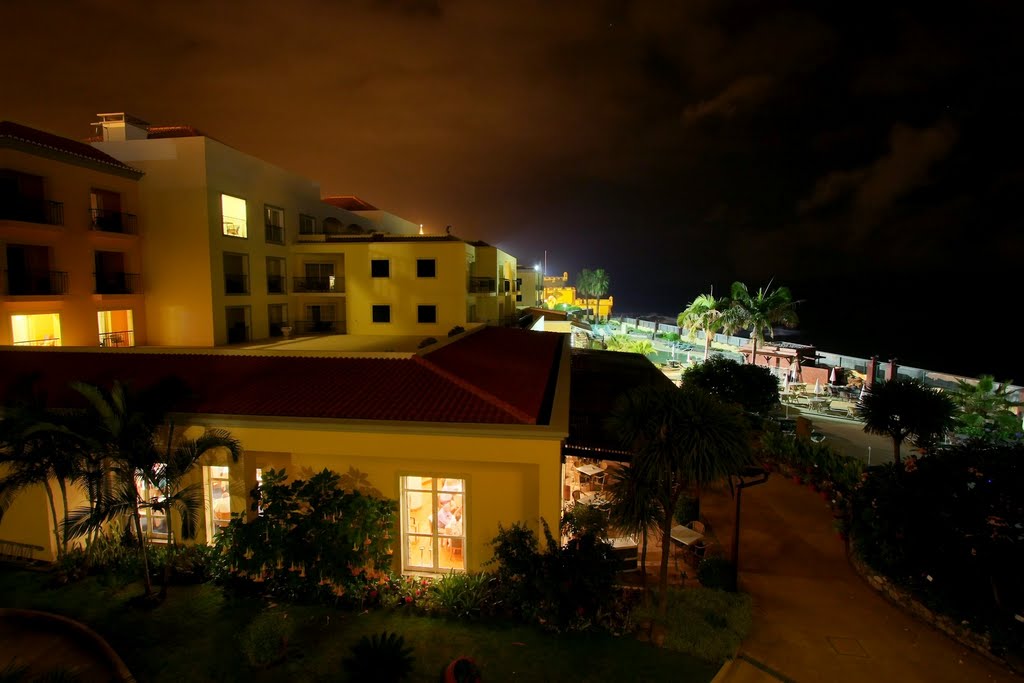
[
  {"left": 342, "top": 631, "right": 415, "bottom": 683},
  {"left": 634, "top": 587, "right": 752, "bottom": 662},
  {"left": 697, "top": 556, "right": 737, "bottom": 592},
  {"left": 683, "top": 356, "right": 780, "bottom": 414},
  {"left": 239, "top": 610, "right": 294, "bottom": 668},
  {"left": 417, "top": 337, "right": 437, "bottom": 349},
  {"left": 447, "top": 326, "right": 465, "bottom": 337},
  {"left": 427, "top": 572, "right": 492, "bottom": 619}
]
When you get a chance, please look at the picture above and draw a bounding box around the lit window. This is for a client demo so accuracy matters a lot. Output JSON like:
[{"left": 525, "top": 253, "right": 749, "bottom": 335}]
[
  {"left": 417, "top": 305, "right": 437, "bottom": 324},
  {"left": 371, "top": 259, "right": 390, "bottom": 278},
  {"left": 11, "top": 313, "right": 61, "bottom": 346},
  {"left": 402, "top": 476, "right": 465, "bottom": 573},
  {"left": 97, "top": 310, "right": 134, "bottom": 347},
  {"left": 208, "top": 466, "right": 231, "bottom": 533},
  {"left": 137, "top": 471, "right": 168, "bottom": 540},
  {"left": 372, "top": 305, "right": 391, "bottom": 323},
  {"left": 416, "top": 259, "right": 436, "bottom": 278},
  {"left": 221, "top": 194, "right": 247, "bottom": 238}
]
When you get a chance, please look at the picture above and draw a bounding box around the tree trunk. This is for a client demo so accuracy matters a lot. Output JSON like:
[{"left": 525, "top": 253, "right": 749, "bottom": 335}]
[
  {"left": 892, "top": 436, "right": 902, "bottom": 464},
  {"left": 42, "top": 480, "right": 62, "bottom": 561},
  {"left": 658, "top": 509, "right": 673, "bottom": 617},
  {"left": 58, "top": 479, "right": 70, "bottom": 557},
  {"left": 750, "top": 336, "right": 759, "bottom": 366},
  {"left": 703, "top": 328, "right": 712, "bottom": 360},
  {"left": 640, "top": 528, "right": 649, "bottom": 605},
  {"left": 133, "top": 510, "right": 153, "bottom": 596}
]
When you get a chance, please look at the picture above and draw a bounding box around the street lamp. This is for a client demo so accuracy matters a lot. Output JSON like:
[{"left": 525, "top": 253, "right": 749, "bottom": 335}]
[{"left": 731, "top": 465, "right": 769, "bottom": 589}]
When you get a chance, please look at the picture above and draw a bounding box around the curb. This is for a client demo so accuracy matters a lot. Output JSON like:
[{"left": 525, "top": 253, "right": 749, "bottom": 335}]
[
  {"left": 710, "top": 656, "right": 737, "bottom": 683},
  {"left": 0, "top": 608, "right": 135, "bottom": 682}
]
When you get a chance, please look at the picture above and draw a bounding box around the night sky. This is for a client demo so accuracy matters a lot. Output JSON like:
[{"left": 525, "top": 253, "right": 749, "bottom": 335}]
[{"left": 3, "top": 1, "right": 1022, "bottom": 379}]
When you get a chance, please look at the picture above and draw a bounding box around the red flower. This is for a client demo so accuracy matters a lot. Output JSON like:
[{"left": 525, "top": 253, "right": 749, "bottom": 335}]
[
  {"left": 405, "top": 596, "right": 413, "bottom": 604},
  {"left": 369, "top": 590, "right": 378, "bottom": 599}
]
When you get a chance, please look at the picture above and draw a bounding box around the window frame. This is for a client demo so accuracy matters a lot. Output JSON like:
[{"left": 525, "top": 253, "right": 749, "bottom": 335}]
[
  {"left": 401, "top": 475, "right": 466, "bottom": 573},
  {"left": 371, "top": 304, "right": 391, "bottom": 324},
  {"left": 416, "top": 258, "right": 437, "bottom": 278},
  {"left": 417, "top": 304, "right": 437, "bottom": 324},
  {"left": 221, "top": 194, "right": 248, "bottom": 239},
  {"left": 370, "top": 259, "right": 390, "bottom": 278}
]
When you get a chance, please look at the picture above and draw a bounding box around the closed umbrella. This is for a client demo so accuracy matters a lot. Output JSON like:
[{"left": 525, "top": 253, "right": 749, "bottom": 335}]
[
  {"left": 814, "top": 378, "right": 822, "bottom": 395},
  {"left": 783, "top": 373, "right": 790, "bottom": 392},
  {"left": 829, "top": 367, "right": 837, "bottom": 384}
]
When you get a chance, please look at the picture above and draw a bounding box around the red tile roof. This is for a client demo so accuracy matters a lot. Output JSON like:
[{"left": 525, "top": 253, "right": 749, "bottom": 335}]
[
  {"left": 1, "top": 121, "right": 142, "bottom": 176},
  {"left": 0, "top": 328, "right": 564, "bottom": 426},
  {"left": 322, "top": 196, "right": 378, "bottom": 211}
]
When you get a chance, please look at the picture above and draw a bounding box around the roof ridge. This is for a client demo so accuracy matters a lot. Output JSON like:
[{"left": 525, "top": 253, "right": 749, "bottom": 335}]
[{"left": 412, "top": 355, "right": 536, "bottom": 425}]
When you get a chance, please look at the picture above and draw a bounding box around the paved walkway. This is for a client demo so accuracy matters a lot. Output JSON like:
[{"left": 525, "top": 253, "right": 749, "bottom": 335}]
[{"left": 702, "top": 476, "right": 1016, "bottom": 683}]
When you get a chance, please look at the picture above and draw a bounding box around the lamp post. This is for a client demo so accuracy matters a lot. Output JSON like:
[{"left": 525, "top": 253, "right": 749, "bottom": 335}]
[{"left": 731, "top": 465, "right": 769, "bottom": 589}]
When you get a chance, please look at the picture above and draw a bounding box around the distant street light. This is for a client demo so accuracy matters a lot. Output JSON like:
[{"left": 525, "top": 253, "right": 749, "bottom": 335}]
[{"left": 731, "top": 465, "right": 770, "bottom": 588}]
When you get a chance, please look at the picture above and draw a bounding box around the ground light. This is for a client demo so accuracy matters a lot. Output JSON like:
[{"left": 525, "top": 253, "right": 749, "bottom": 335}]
[{"left": 731, "top": 465, "right": 770, "bottom": 588}]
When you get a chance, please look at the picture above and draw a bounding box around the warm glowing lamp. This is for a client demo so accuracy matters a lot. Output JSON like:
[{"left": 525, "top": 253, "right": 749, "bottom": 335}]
[{"left": 419, "top": 223, "right": 424, "bottom": 235}]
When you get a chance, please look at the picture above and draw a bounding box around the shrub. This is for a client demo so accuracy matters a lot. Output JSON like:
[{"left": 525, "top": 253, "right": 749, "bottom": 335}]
[
  {"left": 342, "top": 631, "right": 415, "bottom": 683},
  {"left": 697, "top": 556, "right": 737, "bottom": 592},
  {"left": 683, "top": 356, "right": 780, "bottom": 414},
  {"left": 447, "top": 326, "right": 465, "bottom": 337},
  {"left": 417, "top": 337, "right": 437, "bottom": 349},
  {"left": 634, "top": 587, "right": 752, "bottom": 662},
  {"left": 427, "top": 572, "right": 492, "bottom": 619},
  {"left": 239, "top": 610, "right": 294, "bottom": 668}
]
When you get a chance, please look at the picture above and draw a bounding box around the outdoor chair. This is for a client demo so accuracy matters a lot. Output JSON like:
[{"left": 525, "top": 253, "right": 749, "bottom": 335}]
[{"left": 687, "top": 520, "right": 706, "bottom": 534}]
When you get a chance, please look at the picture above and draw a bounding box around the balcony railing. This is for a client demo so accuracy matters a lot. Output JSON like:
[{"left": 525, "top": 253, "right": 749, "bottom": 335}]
[
  {"left": 269, "top": 321, "right": 289, "bottom": 337},
  {"left": 225, "top": 273, "right": 249, "bottom": 295},
  {"left": 94, "top": 271, "right": 141, "bottom": 295},
  {"left": 4, "top": 270, "right": 69, "bottom": 295},
  {"left": 293, "top": 276, "right": 343, "bottom": 293},
  {"left": 90, "top": 209, "right": 137, "bottom": 234},
  {"left": 267, "top": 274, "right": 287, "bottom": 294},
  {"left": 265, "top": 224, "right": 285, "bottom": 244},
  {"left": 227, "top": 324, "right": 250, "bottom": 344},
  {"left": 99, "top": 330, "right": 134, "bottom": 347},
  {"left": 469, "top": 276, "right": 496, "bottom": 293},
  {"left": 293, "top": 319, "right": 339, "bottom": 334},
  {"left": 0, "top": 198, "right": 63, "bottom": 226},
  {"left": 13, "top": 336, "right": 60, "bottom": 347}
]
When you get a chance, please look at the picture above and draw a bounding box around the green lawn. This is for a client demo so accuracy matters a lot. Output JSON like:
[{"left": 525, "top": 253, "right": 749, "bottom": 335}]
[{"left": 0, "top": 570, "right": 720, "bottom": 682}]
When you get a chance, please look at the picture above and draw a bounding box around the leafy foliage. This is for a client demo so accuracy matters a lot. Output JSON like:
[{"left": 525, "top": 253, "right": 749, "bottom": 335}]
[
  {"left": 342, "top": 631, "right": 415, "bottom": 683},
  {"left": 696, "top": 557, "right": 737, "bottom": 592},
  {"left": 427, "top": 572, "right": 492, "bottom": 619},
  {"left": 215, "top": 468, "right": 396, "bottom": 601},
  {"left": 857, "top": 377, "right": 957, "bottom": 462},
  {"left": 950, "top": 375, "right": 1023, "bottom": 444},
  {"left": 683, "top": 356, "right": 781, "bottom": 414},
  {"left": 849, "top": 443, "right": 1024, "bottom": 651},
  {"left": 726, "top": 282, "right": 799, "bottom": 362},
  {"left": 677, "top": 292, "right": 729, "bottom": 360}
]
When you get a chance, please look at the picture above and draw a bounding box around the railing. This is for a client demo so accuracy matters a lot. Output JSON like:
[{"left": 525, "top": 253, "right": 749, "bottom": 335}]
[
  {"left": 225, "top": 273, "right": 249, "bottom": 294},
  {"left": 265, "top": 224, "right": 285, "bottom": 244},
  {"left": 293, "top": 276, "right": 343, "bottom": 293},
  {"left": 0, "top": 538, "right": 46, "bottom": 565},
  {"left": 4, "top": 269, "right": 69, "bottom": 295},
  {"left": 94, "top": 271, "right": 141, "bottom": 295},
  {"left": 12, "top": 337, "right": 60, "bottom": 346},
  {"left": 266, "top": 274, "right": 287, "bottom": 294},
  {"left": 469, "top": 276, "right": 496, "bottom": 293},
  {"left": 0, "top": 198, "right": 63, "bottom": 225},
  {"left": 293, "top": 319, "right": 339, "bottom": 334},
  {"left": 90, "top": 209, "right": 137, "bottom": 234},
  {"left": 99, "top": 330, "right": 134, "bottom": 347}
]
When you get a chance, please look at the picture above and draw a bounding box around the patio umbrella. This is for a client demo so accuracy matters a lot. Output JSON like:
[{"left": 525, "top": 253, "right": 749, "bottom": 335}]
[
  {"left": 829, "top": 367, "right": 837, "bottom": 384},
  {"left": 782, "top": 373, "right": 790, "bottom": 392},
  {"left": 859, "top": 384, "right": 868, "bottom": 401},
  {"left": 814, "top": 378, "right": 822, "bottom": 395}
]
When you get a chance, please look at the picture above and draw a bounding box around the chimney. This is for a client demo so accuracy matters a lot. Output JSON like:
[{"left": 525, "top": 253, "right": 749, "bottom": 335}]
[
  {"left": 886, "top": 358, "right": 899, "bottom": 381},
  {"left": 866, "top": 356, "right": 878, "bottom": 389},
  {"left": 92, "top": 113, "right": 149, "bottom": 142}
]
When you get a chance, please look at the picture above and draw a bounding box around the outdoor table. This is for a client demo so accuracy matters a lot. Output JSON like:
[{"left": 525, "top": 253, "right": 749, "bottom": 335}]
[
  {"left": 670, "top": 524, "right": 703, "bottom": 547},
  {"left": 575, "top": 464, "right": 604, "bottom": 477},
  {"left": 579, "top": 491, "right": 609, "bottom": 507}
]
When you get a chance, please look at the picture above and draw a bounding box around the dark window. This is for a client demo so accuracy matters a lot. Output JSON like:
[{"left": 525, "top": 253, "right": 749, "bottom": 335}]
[
  {"left": 417, "top": 305, "right": 437, "bottom": 324},
  {"left": 416, "top": 259, "right": 436, "bottom": 278},
  {"left": 372, "top": 305, "right": 391, "bottom": 323},
  {"left": 371, "top": 259, "right": 390, "bottom": 278}
]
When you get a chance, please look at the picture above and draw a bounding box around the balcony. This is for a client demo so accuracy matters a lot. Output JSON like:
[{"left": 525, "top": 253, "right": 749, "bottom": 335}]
[
  {"left": 267, "top": 274, "right": 287, "bottom": 294},
  {"left": 225, "top": 273, "right": 249, "bottom": 295},
  {"left": 293, "top": 276, "right": 343, "bottom": 293},
  {"left": 90, "top": 209, "right": 137, "bottom": 235},
  {"left": 4, "top": 270, "right": 68, "bottom": 296},
  {"left": 99, "top": 330, "right": 134, "bottom": 347},
  {"left": 469, "top": 276, "right": 496, "bottom": 293},
  {"left": 293, "top": 319, "right": 340, "bottom": 334},
  {"left": 0, "top": 198, "right": 63, "bottom": 226},
  {"left": 94, "top": 271, "right": 141, "bottom": 295},
  {"left": 265, "top": 223, "right": 285, "bottom": 245}
]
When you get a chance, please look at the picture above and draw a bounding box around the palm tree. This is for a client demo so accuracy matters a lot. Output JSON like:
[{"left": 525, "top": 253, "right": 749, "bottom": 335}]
[
  {"left": 591, "top": 268, "right": 610, "bottom": 324},
  {"left": 678, "top": 292, "right": 730, "bottom": 361},
  {"left": 857, "top": 377, "right": 956, "bottom": 463},
  {"left": 609, "top": 385, "right": 752, "bottom": 615},
  {"left": 0, "top": 385, "right": 85, "bottom": 560},
  {"left": 728, "top": 282, "right": 799, "bottom": 366},
  {"left": 64, "top": 379, "right": 186, "bottom": 597},
  {"left": 575, "top": 269, "right": 594, "bottom": 322},
  {"left": 604, "top": 463, "right": 660, "bottom": 602},
  {"left": 949, "top": 375, "right": 1022, "bottom": 443},
  {"left": 629, "top": 339, "right": 655, "bottom": 357}
]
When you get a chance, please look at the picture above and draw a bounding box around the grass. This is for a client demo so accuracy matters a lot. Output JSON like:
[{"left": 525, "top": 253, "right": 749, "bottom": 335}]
[
  {"left": 634, "top": 588, "right": 752, "bottom": 662},
  {"left": 0, "top": 569, "right": 720, "bottom": 683}
]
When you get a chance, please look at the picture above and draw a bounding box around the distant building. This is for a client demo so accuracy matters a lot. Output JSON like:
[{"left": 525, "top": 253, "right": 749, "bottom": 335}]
[
  {"left": 542, "top": 271, "right": 614, "bottom": 320},
  {"left": 1, "top": 121, "right": 146, "bottom": 348}
]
